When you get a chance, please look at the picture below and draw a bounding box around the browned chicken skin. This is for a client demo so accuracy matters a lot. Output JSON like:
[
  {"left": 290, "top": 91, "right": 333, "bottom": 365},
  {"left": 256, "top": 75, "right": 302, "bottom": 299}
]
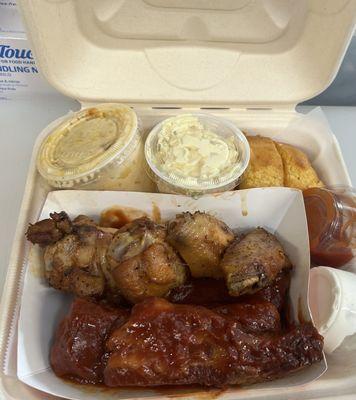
[
  {"left": 106, "top": 218, "right": 187, "bottom": 304},
  {"left": 26, "top": 213, "right": 292, "bottom": 303},
  {"left": 104, "top": 298, "right": 323, "bottom": 387},
  {"left": 167, "top": 212, "right": 234, "bottom": 279},
  {"left": 26, "top": 211, "right": 72, "bottom": 246},
  {"left": 221, "top": 228, "right": 291, "bottom": 296},
  {"left": 27, "top": 213, "right": 113, "bottom": 297},
  {"left": 43, "top": 225, "right": 112, "bottom": 297}
]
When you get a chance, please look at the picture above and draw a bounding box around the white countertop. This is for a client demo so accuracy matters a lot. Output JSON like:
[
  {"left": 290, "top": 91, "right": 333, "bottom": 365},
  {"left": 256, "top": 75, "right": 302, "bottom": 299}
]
[{"left": 0, "top": 97, "right": 355, "bottom": 297}]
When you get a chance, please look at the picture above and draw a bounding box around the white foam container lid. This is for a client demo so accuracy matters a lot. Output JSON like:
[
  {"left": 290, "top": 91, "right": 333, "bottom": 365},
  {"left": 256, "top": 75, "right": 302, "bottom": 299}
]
[
  {"left": 0, "top": 1, "right": 356, "bottom": 399},
  {"left": 15, "top": 0, "right": 356, "bottom": 108}
]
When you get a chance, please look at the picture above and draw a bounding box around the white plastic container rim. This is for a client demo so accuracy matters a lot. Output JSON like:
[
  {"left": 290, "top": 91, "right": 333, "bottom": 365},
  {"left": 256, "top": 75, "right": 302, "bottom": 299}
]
[
  {"left": 309, "top": 266, "right": 356, "bottom": 354},
  {"left": 144, "top": 113, "right": 250, "bottom": 192}
]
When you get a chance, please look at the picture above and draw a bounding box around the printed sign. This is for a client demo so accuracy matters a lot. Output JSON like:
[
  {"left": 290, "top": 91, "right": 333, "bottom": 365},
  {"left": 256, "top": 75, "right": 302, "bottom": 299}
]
[{"left": 0, "top": 38, "right": 56, "bottom": 100}]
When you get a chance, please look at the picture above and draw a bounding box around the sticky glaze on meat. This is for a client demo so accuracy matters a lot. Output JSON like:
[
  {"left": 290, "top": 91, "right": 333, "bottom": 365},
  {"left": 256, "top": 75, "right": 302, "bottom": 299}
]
[
  {"left": 213, "top": 302, "right": 281, "bottom": 333},
  {"left": 168, "top": 270, "right": 291, "bottom": 310},
  {"left": 104, "top": 298, "right": 323, "bottom": 387},
  {"left": 167, "top": 278, "right": 236, "bottom": 306},
  {"left": 240, "top": 269, "right": 291, "bottom": 313},
  {"left": 50, "top": 298, "right": 128, "bottom": 384}
]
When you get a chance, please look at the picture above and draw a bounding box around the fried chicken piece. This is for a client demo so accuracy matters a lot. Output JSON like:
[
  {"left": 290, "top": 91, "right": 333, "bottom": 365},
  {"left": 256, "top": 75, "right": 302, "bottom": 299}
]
[
  {"left": 167, "top": 212, "right": 234, "bottom": 279},
  {"left": 106, "top": 218, "right": 187, "bottom": 304},
  {"left": 43, "top": 223, "right": 113, "bottom": 297},
  {"left": 213, "top": 302, "right": 281, "bottom": 333},
  {"left": 104, "top": 298, "right": 323, "bottom": 387},
  {"left": 27, "top": 212, "right": 117, "bottom": 297},
  {"left": 26, "top": 211, "right": 72, "bottom": 246},
  {"left": 26, "top": 212, "right": 99, "bottom": 247},
  {"left": 221, "top": 228, "right": 291, "bottom": 297},
  {"left": 27, "top": 213, "right": 186, "bottom": 302},
  {"left": 51, "top": 298, "right": 128, "bottom": 384},
  {"left": 72, "top": 214, "right": 97, "bottom": 227}
]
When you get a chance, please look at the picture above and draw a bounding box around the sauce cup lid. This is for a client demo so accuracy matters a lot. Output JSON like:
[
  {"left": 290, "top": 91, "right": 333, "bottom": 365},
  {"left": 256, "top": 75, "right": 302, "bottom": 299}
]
[
  {"left": 309, "top": 266, "right": 356, "bottom": 353},
  {"left": 37, "top": 103, "right": 138, "bottom": 187}
]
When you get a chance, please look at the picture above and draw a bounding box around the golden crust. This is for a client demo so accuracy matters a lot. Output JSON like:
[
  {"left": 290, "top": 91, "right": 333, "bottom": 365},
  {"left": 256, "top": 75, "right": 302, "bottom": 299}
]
[
  {"left": 239, "top": 135, "right": 284, "bottom": 189},
  {"left": 276, "top": 143, "right": 324, "bottom": 190}
]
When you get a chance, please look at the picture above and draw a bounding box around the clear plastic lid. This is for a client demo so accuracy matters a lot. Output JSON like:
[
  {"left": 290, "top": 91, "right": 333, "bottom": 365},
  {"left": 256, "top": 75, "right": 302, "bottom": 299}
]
[
  {"left": 144, "top": 114, "right": 250, "bottom": 195},
  {"left": 37, "top": 103, "right": 138, "bottom": 188},
  {"left": 309, "top": 266, "right": 356, "bottom": 354},
  {"left": 303, "top": 186, "right": 355, "bottom": 268}
]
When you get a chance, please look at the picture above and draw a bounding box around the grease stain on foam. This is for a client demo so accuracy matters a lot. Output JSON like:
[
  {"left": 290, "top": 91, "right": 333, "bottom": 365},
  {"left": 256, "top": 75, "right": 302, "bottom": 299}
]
[
  {"left": 100, "top": 206, "right": 148, "bottom": 229},
  {"left": 240, "top": 192, "right": 248, "bottom": 216},
  {"left": 151, "top": 201, "right": 162, "bottom": 223},
  {"left": 185, "top": 199, "right": 200, "bottom": 212},
  {"left": 64, "top": 379, "right": 227, "bottom": 399},
  {"left": 28, "top": 246, "right": 45, "bottom": 278},
  {"left": 154, "top": 385, "right": 227, "bottom": 399},
  {"left": 211, "top": 191, "right": 236, "bottom": 200},
  {"left": 298, "top": 296, "right": 308, "bottom": 324}
]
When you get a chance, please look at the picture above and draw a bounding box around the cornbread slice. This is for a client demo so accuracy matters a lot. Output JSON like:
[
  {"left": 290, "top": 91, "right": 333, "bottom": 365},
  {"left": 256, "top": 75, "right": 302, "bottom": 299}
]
[
  {"left": 276, "top": 143, "right": 323, "bottom": 190},
  {"left": 239, "top": 135, "right": 284, "bottom": 189}
]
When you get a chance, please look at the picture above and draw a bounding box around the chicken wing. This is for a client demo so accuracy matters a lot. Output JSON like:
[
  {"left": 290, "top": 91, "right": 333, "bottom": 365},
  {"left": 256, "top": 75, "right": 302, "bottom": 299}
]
[
  {"left": 27, "top": 214, "right": 186, "bottom": 302},
  {"left": 27, "top": 212, "right": 114, "bottom": 297},
  {"left": 167, "top": 212, "right": 234, "bottom": 279},
  {"left": 26, "top": 211, "right": 72, "bottom": 246},
  {"left": 104, "top": 298, "right": 323, "bottom": 387},
  {"left": 106, "top": 218, "right": 187, "bottom": 304},
  {"left": 51, "top": 298, "right": 128, "bottom": 384},
  {"left": 220, "top": 228, "right": 291, "bottom": 296},
  {"left": 43, "top": 224, "right": 112, "bottom": 297}
]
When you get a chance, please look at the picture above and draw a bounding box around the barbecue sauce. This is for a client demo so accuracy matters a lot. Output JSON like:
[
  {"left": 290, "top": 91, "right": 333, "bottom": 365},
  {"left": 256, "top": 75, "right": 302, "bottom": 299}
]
[{"left": 303, "top": 187, "right": 355, "bottom": 267}]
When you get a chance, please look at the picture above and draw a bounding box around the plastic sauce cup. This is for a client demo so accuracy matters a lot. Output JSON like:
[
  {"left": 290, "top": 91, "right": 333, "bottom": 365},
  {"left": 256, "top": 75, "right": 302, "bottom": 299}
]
[
  {"left": 309, "top": 266, "right": 356, "bottom": 353},
  {"left": 303, "top": 186, "right": 355, "bottom": 268},
  {"left": 37, "top": 103, "right": 155, "bottom": 192},
  {"left": 144, "top": 114, "right": 250, "bottom": 197}
]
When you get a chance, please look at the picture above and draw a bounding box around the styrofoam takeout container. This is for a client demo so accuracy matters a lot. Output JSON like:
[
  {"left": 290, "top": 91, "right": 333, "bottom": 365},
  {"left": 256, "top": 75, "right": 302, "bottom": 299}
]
[{"left": 0, "top": 1, "right": 356, "bottom": 399}]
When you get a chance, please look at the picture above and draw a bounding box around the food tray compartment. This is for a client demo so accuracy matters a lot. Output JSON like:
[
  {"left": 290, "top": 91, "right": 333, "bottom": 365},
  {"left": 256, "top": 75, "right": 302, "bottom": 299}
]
[{"left": 18, "top": 188, "right": 326, "bottom": 399}]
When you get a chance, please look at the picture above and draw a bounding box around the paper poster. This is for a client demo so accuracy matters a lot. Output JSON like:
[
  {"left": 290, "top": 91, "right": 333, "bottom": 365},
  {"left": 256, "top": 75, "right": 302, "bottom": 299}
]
[{"left": 0, "top": 38, "right": 56, "bottom": 100}]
